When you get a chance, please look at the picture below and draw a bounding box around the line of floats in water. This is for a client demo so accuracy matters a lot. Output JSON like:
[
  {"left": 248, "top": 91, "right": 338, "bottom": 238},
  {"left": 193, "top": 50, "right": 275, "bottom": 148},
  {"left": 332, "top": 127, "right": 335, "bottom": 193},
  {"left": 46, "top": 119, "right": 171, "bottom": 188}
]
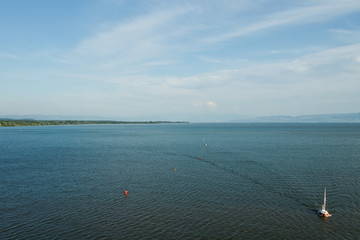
[{"left": 124, "top": 138, "right": 332, "bottom": 218}]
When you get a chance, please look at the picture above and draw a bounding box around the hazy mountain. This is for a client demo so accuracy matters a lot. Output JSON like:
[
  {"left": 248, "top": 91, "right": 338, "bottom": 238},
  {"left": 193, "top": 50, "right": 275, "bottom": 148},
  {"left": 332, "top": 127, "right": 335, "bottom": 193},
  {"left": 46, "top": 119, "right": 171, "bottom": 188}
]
[{"left": 235, "top": 112, "right": 360, "bottom": 123}]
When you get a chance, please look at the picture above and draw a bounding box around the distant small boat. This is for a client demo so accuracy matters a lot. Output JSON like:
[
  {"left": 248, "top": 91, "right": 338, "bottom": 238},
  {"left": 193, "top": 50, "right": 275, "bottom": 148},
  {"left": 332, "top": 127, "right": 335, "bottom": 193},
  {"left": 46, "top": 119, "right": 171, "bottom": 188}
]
[
  {"left": 200, "top": 137, "right": 207, "bottom": 160},
  {"left": 317, "top": 187, "right": 331, "bottom": 217}
]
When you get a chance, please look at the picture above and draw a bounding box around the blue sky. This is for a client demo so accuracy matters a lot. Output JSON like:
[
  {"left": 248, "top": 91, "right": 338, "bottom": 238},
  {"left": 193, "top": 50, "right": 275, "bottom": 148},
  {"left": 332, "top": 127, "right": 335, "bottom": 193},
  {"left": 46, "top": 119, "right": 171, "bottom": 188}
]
[{"left": 1, "top": 0, "right": 360, "bottom": 121}]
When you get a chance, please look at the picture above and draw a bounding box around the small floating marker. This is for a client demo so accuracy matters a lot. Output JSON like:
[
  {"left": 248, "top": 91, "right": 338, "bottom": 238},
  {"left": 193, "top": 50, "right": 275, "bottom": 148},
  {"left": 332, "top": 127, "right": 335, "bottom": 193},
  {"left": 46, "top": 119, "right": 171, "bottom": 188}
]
[
  {"left": 124, "top": 190, "right": 128, "bottom": 196},
  {"left": 175, "top": 168, "right": 177, "bottom": 171},
  {"left": 200, "top": 157, "right": 203, "bottom": 160}
]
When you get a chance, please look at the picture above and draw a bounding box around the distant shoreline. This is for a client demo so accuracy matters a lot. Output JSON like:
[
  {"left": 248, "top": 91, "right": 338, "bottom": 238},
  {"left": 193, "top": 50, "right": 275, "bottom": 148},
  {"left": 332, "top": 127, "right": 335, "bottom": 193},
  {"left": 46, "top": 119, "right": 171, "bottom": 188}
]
[{"left": 0, "top": 120, "right": 189, "bottom": 127}]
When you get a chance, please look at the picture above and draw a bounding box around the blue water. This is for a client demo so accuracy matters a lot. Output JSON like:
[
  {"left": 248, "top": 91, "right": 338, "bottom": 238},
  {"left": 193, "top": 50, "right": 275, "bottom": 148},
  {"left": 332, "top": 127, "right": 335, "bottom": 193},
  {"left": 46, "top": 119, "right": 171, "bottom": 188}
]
[{"left": 1, "top": 123, "right": 360, "bottom": 239}]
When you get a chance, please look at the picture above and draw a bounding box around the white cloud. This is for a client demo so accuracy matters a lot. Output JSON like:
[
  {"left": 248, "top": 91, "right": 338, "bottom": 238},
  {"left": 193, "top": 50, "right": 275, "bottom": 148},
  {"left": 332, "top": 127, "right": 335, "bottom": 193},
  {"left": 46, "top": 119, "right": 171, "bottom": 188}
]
[
  {"left": 57, "top": 0, "right": 360, "bottom": 75},
  {"left": 206, "top": 101, "right": 218, "bottom": 109},
  {"left": 74, "top": 6, "right": 193, "bottom": 58},
  {"left": 203, "top": 0, "right": 360, "bottom": 43},
  {"left": 89, "top": 43, "right": 360, "bottom": 111},
  {"left": 294, "top": 43, "right": 360, "bottom": 67},
  {"left": 330, "top": 29, "right": 360, "bottom": 43},
  {"left": 153, "top": 43, "right": 360, "bottom": 116},
  {"left": 144, "top": 60, "right": 180, "bottom": 66},
  {"left": 3, "top": 0, "right": 360, "bottom": 120}
]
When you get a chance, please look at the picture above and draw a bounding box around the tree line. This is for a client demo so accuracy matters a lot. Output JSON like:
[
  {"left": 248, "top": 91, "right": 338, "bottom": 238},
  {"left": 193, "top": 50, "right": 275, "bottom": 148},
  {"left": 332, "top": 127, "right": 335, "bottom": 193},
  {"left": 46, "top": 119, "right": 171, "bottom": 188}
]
[{"left": 0, "top": 120, "right": 188, "bottom": 127}]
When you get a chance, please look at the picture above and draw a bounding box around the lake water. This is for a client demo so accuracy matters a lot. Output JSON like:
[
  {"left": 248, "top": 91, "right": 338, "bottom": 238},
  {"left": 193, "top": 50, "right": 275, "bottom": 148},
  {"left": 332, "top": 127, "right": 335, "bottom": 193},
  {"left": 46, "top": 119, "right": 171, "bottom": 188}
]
[{"left": 1, "top": 123, "right": 360, "bottom": 239}]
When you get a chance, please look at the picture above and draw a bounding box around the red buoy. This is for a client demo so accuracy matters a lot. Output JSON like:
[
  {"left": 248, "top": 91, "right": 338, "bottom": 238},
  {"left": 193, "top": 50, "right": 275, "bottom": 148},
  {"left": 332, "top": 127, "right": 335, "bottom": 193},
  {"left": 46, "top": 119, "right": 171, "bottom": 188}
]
[
  {"left": 124, "top": 190, "right": 128, "bottom": 196},
  {"left": 200, "top": 157, "right": 203, "bottom": 160}
]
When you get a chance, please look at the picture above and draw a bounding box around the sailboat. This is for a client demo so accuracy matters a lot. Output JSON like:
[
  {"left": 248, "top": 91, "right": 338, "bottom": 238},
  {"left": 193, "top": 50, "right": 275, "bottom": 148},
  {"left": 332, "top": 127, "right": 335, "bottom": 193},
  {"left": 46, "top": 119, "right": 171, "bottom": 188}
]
[{"left": 317, "top": 187, "right": 331, "bottom": 217}]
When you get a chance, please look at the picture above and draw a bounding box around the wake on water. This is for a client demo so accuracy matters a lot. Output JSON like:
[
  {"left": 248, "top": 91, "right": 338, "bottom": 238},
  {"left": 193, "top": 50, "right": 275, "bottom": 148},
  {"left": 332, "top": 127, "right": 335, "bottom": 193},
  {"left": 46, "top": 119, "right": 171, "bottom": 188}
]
[{"left": 183, "top": 150, "right": 315, "bottom": 211}]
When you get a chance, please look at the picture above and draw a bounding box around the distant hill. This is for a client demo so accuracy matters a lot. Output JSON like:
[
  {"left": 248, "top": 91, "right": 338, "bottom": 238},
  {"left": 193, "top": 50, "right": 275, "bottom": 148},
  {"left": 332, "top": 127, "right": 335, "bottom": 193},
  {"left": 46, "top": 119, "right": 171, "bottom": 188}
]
[{"left": 235, "top": 112, "right": 360, "bottom": 123}]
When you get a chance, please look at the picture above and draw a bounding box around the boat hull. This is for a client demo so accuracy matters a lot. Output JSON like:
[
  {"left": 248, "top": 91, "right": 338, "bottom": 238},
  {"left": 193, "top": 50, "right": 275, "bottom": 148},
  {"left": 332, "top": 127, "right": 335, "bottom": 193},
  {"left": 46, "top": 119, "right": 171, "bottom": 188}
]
[{"left": 317, "top": 209, "right": 331, "bottom": 217}]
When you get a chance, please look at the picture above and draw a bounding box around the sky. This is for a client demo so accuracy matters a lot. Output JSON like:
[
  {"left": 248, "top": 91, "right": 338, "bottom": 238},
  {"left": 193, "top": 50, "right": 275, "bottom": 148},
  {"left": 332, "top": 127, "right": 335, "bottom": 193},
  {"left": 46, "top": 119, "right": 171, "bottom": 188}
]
[{"left": 1, "top": 0, "right": 360, "bottom": 122}]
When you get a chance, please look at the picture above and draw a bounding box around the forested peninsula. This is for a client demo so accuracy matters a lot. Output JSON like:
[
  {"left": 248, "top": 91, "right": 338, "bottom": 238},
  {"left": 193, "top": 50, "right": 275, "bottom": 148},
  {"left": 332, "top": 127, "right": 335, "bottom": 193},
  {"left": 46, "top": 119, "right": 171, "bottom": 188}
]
[{"left": 0, "top": 119, "right": 188, "bottom": 127}]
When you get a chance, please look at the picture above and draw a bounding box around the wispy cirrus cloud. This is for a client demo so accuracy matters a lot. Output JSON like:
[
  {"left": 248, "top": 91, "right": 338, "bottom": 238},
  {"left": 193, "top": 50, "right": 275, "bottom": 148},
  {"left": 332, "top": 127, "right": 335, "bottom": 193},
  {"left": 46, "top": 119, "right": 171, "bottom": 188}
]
[
  {"left": 203, "top": 0, "right": 360, "bottom": 43},
  {"left": 140, "top": 43, "right": 360, "bottom": 116},
  {"left": 74, "top": 6, "right": 194, "bottom": 58},
  {"left": 2, "top": 0, "right": 360, "bottom": 120},
  {"left": 330, "top": 29, "right": 360, "bottom": 43},
  {"left": 93, "top": 43, "right": 360, "bottom": 115},
  {"left": 64, "top": 0, "right": 360, "bottom": 74}
]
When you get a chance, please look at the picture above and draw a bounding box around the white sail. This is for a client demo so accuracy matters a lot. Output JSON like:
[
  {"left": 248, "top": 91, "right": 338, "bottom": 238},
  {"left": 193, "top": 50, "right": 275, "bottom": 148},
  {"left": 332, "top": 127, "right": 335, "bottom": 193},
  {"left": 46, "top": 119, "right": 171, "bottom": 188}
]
[{"left": 318, "top": 187, "right": 331, "bottom": 217}]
